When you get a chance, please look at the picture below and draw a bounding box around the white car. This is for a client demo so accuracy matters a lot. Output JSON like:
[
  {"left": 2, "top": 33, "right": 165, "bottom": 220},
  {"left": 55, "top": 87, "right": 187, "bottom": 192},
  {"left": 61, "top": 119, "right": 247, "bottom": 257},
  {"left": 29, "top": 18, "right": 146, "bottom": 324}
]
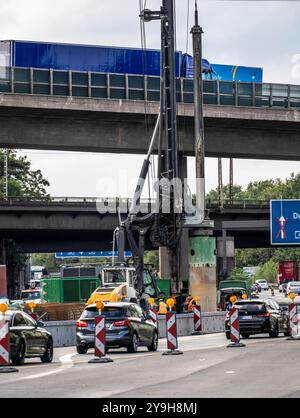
[
  {"left": 286, "top": 282, "right": 300, "bottom": 296},
  {"left": 0, "top": 297, "right": 9, "bottom": 305},
  {"left": 255, "top": 279, "right": 269, "bottom": 291}
]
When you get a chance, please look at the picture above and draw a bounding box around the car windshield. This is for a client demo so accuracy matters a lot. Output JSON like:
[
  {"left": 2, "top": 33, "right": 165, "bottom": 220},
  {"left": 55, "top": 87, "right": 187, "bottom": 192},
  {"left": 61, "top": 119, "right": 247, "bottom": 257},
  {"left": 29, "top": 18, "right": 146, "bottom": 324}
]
[
  {"left": 103, "top": 270, "right": 126, "bottom": 285},
  {"left": 21, "top": 291, "right": 41, "bottom": 300},
  {"left": 236, "top": 303, "right": 267, "bottom": 314},
  {"left": 82, "top": 307, "right": 125, "bottom": 319}
]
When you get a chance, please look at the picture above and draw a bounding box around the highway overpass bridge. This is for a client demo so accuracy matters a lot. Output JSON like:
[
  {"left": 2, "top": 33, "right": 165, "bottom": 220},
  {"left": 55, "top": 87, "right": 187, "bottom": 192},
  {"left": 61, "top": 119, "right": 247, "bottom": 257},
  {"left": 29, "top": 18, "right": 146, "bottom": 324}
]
[
  {"left": 0, "top": 67, "right": 300, "bottom": 160},
  {"left": 0, "top": 198, "right": 271, "bottom": 253}
]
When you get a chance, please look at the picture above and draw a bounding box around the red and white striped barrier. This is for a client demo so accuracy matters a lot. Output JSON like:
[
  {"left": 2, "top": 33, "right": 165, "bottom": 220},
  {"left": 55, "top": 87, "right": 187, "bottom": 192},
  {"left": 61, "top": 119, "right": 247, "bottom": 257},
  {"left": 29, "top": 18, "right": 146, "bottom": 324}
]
[
  {"left": 166, "top": 312, "right": 178, "bottom": 351},
  {"left": 95, "top": 316, "right": 106, "bottom": 358},
  {"left": 193, "top": 305, "right": 202, "bottom": 334},
  {"left": 89, "top": 315, "right": 113, "bottom": 363},
  {"left": 288, "top": 304, "right": 299, "bottom": 339},
  {"left": 162, "top": 312, "right": 183, "bottom": 355},
  {"left": 0, "top": 320, "right": 9, "bottom": 366},
  {"left": 149, "top": 308, "right": 158, "bottom": 327},
  {"left": 227, "top": 306, "right": 245, "bottom": 348}
]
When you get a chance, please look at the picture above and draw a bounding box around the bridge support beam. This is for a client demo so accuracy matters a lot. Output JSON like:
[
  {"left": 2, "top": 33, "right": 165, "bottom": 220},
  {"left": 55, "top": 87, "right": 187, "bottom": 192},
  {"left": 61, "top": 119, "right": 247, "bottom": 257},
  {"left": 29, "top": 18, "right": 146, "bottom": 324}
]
[
  {"left": 189, "top": 235, "right": 217, "bottom": 312},
  {"left": 217, "top": 233, "right": 235, "bottom": 287}
]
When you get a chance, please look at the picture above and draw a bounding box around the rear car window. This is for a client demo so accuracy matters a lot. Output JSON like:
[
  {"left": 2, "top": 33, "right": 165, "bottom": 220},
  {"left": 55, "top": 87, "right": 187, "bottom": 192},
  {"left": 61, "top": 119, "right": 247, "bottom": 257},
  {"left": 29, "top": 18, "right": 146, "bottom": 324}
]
[
  {"left": 13, "top": 313, "right": 27, "bottom": 326},
  {"left": 236, "top": 303, "right": 267, "bottom": 314},
  {"left": 82, "top": 307, "right": 125, "bottom": 319}
]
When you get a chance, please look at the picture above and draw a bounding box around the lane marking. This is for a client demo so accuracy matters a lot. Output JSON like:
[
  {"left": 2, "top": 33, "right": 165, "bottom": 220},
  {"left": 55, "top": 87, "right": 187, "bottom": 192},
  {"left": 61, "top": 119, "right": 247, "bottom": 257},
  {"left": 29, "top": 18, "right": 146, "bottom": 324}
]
[
  {"left": 4, "top": 352, "right": 77, "bottom": 383},
  {"left": 226, "top": 371, "right": 235, "bottom": 374}
]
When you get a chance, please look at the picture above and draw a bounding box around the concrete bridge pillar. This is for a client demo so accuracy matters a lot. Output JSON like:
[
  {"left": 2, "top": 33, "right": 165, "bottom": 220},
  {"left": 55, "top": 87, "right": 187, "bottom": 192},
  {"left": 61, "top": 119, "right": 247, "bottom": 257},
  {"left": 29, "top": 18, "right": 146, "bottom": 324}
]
[
  {"left": 189, "top": 234, "right": 217, "bottom": 312},
  {"left": 217, "top": 233, "right": 235, "bottom": 286}
]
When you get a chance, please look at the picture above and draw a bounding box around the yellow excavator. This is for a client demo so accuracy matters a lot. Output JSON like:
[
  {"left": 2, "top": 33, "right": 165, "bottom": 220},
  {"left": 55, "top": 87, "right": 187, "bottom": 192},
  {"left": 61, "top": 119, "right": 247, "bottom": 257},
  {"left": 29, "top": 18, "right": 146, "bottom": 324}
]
[{"left": 88, "top": 264, "right": 158, "bottom": 305}]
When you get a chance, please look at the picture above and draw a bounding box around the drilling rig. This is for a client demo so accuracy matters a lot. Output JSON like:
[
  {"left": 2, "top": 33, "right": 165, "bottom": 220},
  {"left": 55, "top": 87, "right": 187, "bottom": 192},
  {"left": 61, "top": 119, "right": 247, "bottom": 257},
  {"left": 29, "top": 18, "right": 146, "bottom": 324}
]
[{"left": 101, "top": 0, "right": 213, "bottom": 309}]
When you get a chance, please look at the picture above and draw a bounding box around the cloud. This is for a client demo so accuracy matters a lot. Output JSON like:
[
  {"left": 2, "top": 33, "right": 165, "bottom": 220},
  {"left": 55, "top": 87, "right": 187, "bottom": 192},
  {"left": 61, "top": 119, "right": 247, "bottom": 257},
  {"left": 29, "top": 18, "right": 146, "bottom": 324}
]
[
  {"left": 2, "top": 0, "right": 300, "bottom": 83},
  {"left": 4, "top": 1, "right": 300, "bottom": 196}
]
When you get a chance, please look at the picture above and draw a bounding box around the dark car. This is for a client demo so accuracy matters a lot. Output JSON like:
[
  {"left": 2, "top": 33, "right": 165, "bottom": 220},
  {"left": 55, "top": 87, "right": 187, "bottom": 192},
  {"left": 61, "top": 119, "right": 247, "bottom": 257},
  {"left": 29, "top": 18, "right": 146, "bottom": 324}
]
[
  {"left": 3, "top": 310, "right": 53, "bottom": 365},
  {"left": 225, "top": 299, "right": 290, "bottom": 339},
  {"left": 76, "top": 302, "right": 159, "bottom": 354}
]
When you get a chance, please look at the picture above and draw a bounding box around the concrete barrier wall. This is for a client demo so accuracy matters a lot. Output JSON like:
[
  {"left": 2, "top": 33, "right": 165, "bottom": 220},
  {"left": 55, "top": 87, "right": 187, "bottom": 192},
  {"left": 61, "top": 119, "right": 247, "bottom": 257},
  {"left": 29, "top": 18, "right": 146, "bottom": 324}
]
[
  {"left": 44, "top": 320, "right": 77, "bottom": 348},
  {"left": 157, "top": 312, "right": 226, "bottom": 338},
  {"left": 44, "top": 312, "right": 226, "bottom": 348}
]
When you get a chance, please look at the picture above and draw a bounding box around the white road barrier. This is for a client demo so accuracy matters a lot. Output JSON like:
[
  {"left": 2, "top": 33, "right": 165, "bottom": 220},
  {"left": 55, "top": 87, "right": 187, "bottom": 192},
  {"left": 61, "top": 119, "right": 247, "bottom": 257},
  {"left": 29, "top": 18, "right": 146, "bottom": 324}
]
[{"left": 44, "top": 312, "right": 226, "bottom": 348}]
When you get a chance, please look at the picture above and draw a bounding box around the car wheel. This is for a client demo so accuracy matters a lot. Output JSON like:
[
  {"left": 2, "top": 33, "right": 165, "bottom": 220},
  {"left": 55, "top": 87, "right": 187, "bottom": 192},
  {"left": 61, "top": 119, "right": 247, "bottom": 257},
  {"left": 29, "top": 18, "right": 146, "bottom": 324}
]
[
  {"left": 148, "top": 332, "right": 158, "bottom": 352},
  {"left": 76, "top": 345, "right": 88, "bottom": 355},
  {"left": 41, "top": 338, "right": 53, "bottom": 363},
  {"left": 11, "top": 340, "right": 26, "bottom": 366},
  {"left": 269, "top": 323, "right": 279, "bottom": 338},
  {"left": 127, "top": 333, "right": 138, "bottom": 353}
]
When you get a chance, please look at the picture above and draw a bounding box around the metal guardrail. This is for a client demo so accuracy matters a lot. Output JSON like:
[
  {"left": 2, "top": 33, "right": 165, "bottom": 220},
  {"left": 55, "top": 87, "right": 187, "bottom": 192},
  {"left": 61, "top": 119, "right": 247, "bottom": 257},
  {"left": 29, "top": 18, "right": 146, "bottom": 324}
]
[
  {"left": 0, "top": 66, "right": 299, "bottom": 109},
  {"left": 0, "top": 197, "right": 271, "bottom": 210}
]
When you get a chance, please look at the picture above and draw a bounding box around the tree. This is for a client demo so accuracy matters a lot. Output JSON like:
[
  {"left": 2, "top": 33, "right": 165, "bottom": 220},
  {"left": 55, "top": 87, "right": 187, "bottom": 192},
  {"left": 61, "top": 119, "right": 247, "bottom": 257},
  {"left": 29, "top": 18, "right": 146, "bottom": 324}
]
[
  {"left": 207, "top": 172, "right": 300, "bottom": 203},
  {"left": 207, "top": 171, "right": 300, "bottom": 282},
  {"left": 253, "top": 260, "right": 277, "bottom": 283},
  {"left": 228, "top": 267, "right": 250, "bottom": 282},
  {"left": 0, "top": 149, "right": 50, "bottom": 198}
]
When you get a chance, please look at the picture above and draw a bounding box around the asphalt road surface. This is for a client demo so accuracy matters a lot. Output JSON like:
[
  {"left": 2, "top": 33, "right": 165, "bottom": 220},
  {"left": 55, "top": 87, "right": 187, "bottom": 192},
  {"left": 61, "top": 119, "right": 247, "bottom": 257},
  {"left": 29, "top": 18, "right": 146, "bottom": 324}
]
[
  {"left": 2, "top": 332, "right": 300, "bottom": 398},
  {"left": 259, "top": 288, "right": 300, "bottom": 305}
]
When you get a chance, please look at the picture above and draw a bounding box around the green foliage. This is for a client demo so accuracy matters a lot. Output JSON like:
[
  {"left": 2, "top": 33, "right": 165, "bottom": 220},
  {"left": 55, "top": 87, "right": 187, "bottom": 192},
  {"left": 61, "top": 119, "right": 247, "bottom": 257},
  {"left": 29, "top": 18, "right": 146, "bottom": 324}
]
[
  {"left": 0, "top": 149, "right": 50, "bottom": 198},
  {"left": 228, "top": 267, "right": 251, "bottom": 282},
  {"left": 253, "top": 260, "right": 277, "bottom": 283},
  {"left": 206, "top": 185, "right": 245, "bottom": 202},
  {"left": 144, "top": 251, "right": 159, "bottom": 270},
  {"left": 235, "top": 249, "right": 275, "bottom": 268},
  {"left": 207, "top": 172, "right": 300, "bottom": 202},
  {"left": 207, "top": 171, "right": 300, "bottom": 280}
]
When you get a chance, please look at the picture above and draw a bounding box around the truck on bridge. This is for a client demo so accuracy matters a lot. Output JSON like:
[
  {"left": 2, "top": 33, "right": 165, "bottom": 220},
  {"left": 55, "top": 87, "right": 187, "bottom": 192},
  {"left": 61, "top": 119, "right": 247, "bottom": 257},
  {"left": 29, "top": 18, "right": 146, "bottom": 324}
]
[{"left": 0, "top": 40, "right": 263, "bottom": 82}]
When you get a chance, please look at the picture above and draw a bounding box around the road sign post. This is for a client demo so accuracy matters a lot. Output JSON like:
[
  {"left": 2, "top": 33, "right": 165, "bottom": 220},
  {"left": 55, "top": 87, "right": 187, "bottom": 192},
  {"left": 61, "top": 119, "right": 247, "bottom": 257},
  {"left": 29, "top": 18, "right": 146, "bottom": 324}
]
[
  {"left": 227, "top": 305, "right": 246, "bottom": 348},
  {"left": 89, "top": 301, "right": 113, "bottom": 364}
]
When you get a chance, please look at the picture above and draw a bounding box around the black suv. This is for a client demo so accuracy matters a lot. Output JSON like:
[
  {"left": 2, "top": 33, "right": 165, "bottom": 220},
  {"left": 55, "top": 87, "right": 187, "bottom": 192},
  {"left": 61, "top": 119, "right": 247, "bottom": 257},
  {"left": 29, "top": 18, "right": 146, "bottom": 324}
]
[
  {"left": 225, "top": 299, "right": 290, "bottom": 339},
  {"left": 76, "top": 302, "right": 159, "bottom": 354}
]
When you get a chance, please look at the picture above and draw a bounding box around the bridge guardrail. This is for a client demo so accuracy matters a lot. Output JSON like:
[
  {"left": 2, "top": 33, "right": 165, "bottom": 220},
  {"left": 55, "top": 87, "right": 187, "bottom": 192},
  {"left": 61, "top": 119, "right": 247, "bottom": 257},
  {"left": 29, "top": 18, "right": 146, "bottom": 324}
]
[
  {"left": 0, "top": 196, "right": 271, "bottom": 210},
  {"left": 0, "top": 66, "right": 299, "bottom": 109}
]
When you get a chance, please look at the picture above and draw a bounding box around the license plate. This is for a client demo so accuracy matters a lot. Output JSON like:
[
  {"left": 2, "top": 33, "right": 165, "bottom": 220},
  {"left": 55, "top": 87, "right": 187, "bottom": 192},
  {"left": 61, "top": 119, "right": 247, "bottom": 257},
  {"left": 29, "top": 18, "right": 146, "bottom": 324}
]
[{"left": 241, "top": 316, "right": 252, "bottom": 320}]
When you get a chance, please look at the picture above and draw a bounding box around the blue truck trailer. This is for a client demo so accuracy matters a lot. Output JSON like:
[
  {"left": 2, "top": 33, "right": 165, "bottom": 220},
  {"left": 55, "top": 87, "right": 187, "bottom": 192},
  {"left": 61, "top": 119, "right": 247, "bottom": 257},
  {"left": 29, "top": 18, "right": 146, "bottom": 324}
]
[
  {"left": 0, "top": 40, "right": 263, "bottom": 82},
  {"left": 0, "top": 40, "right": 182, "bottom": 77}
]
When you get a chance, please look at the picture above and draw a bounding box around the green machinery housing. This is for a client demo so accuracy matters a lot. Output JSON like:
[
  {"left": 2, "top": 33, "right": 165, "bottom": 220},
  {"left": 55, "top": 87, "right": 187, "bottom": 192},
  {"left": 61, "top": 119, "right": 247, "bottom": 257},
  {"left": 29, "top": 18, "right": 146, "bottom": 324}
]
[{"left": 42, "top": 265, "right": 101, "bottom": 304}]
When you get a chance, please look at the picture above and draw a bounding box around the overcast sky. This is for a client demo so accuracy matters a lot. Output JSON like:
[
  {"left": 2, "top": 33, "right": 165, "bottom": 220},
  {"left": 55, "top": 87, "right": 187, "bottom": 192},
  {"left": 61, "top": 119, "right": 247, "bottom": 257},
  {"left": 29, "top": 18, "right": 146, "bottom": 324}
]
[{"left": 3, "top": 0, "right": 299, "bottom": 197}]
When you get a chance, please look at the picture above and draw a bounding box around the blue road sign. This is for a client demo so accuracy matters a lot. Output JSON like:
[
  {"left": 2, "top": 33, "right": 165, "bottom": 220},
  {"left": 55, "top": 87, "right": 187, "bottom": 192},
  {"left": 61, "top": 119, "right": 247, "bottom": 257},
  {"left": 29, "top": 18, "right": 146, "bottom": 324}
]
[
  {"left": 55, "top": 251, "right": 132, "bottom": 259},
  {"left": 271, "top": 200, "right": 300, "bottom": 245}
]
